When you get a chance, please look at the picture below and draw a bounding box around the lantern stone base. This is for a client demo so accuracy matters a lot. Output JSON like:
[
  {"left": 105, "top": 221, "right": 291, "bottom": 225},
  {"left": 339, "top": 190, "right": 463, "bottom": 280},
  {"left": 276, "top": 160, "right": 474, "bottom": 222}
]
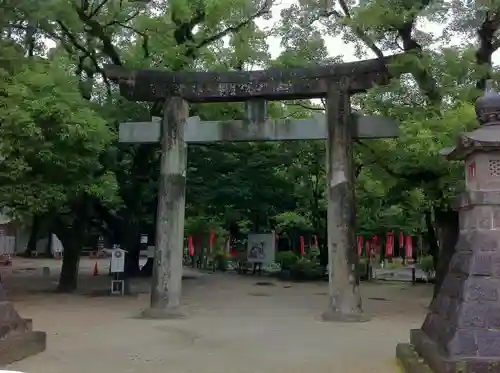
[
  {"left": 397, "top": 329, "right": 500, "bottom": 373},
  {"left": 0, "top": 302, "right": 46, "bottom": 366}
]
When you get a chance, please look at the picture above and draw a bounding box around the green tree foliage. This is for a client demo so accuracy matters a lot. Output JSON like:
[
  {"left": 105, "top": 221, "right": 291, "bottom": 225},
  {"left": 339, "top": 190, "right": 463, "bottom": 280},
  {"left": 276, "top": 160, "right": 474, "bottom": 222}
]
[
  {"left": 2, "top": 0, "right": 500, "bottom": 291},
  {"left": 0, "top": 44, "right": 115, "bottom": 218}
]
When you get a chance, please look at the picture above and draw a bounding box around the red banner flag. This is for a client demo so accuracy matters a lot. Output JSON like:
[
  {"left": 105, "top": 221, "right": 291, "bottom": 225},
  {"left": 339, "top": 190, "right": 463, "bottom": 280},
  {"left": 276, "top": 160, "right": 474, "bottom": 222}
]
[
  {"left": 399, "top": 232, "right": 404, "bottom": 248},
  {"left": 209, "top": 231, "right": 216, "bottom": 249},
  {"left": 405, "top": 236, "right": 413, "bottom": 258},
  {"left": 372, "top": 236, "right": 380, "bottom": 252},
  {"left": 372, "top": 236, "right": 381, "bottom": 254},
  {"left": 300, "top": 236, "right": 305, "bottom": 256},
  {"left": 386, "top": 232, "right": 394, "bottom": 257},
  {"left": 357, "top": 236, "right": 364, "bottom": 257},
  {"left": 313, "top": 235, "right": 318, "bottom": 249},
  {"left": 188, "top": 236, "right": 195, "bottom": 257}
]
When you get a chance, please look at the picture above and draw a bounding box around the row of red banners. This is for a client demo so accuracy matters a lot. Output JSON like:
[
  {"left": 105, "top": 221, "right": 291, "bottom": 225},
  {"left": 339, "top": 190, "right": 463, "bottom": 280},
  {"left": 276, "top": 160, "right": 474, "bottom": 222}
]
[
  {"left": 298, "top": 235, "right": 319, "bottom": 257},
  {"left": 186, "top": 232, "right": 412, "bottom": 259},
  {"left": 357, "top": 232, "right": 413, "bottom": 258},
  {"left": 187, "top": 233, "right": 320, "bottom": 258},
  {"left": 187, "top": 232, "right": 217, "bottom": 257}
]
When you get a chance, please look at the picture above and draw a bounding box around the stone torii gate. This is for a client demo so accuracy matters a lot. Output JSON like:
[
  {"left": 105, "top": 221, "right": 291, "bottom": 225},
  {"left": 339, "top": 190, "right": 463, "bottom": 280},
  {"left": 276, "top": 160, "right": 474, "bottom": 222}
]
[{"left": 105, "top": 54, "right": 404, "bottom": 321}]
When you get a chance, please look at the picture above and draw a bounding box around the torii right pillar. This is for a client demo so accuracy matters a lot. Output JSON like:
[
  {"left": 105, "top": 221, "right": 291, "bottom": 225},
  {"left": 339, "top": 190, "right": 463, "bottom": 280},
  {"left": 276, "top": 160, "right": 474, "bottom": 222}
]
[{"left": 397, "top": 82, "right": 500, "bottom": 373}]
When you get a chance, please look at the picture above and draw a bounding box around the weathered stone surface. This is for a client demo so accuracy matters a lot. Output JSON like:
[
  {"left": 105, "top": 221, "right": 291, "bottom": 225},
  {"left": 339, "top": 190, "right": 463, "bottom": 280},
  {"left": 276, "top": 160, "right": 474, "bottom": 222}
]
[
  {"left": 0, "top": 285, "right": 46, "bottom": 365},
  {"left": 399, "top": 86, "right": 500, "bottom": 373},
  {"left": 399, "top": 329, "right": 500, "bottom": 373},
  {"left": 104, "top": 54, "right": 404, "bottom": 102},
  {"left": 145, "top": 97, "right": 188, "bottom": 317},
  {"left": 119, "top": 114, "right": 399, "bottom": 144},
  {"left": 396, "top": 343, "right": 434, "bottom": 373},
  {"left": 0, "top": 330, "right": 46, "bottom": 366},
  {"left": 419, "top": 227, "right": 500, "bottom": 361}
]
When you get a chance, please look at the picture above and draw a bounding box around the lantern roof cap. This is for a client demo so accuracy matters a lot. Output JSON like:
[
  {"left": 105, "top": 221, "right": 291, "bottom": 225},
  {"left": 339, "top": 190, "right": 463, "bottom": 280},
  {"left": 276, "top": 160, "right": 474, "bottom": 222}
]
[
  {"left": 441, "top": 81, "right": 500, "bottom": 160},
  {"left": 475, "top": 80, "right": 500, "bottom": 126},
  {"left": 442, "top": 126, "right": 500, "bottom": 160}
]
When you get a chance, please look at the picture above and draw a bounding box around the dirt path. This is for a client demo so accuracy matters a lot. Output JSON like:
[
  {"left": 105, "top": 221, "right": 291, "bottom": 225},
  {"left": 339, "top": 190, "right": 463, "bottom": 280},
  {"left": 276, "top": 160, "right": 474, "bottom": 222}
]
[{"left": 4, "top": 258, "right": 430, "bottom": 373}]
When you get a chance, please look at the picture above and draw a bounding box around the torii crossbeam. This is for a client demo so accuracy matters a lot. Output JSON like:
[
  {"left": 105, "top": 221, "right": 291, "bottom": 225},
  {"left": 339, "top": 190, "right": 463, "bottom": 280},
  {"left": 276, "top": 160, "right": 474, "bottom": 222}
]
[{"left": 104, "top": 54, "right": 401, "bottom": 102}]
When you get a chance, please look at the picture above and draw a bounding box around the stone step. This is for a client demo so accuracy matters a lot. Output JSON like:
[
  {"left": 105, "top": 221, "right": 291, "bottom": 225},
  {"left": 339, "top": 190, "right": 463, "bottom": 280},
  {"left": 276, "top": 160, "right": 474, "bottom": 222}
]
[{"left": 0, "top": 330, "right": 46, "bottom": 366}]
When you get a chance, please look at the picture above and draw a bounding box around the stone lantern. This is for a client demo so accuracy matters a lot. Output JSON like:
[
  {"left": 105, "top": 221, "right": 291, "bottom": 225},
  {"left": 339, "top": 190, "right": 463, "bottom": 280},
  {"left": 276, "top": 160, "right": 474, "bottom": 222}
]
[{"left": 397, "top": 81, "right": 500, "bottom": 373}]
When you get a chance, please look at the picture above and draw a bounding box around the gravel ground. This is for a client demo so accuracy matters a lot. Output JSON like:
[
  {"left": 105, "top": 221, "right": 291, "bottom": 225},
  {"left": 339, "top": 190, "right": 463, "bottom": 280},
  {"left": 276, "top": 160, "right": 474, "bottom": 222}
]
[{"left": 2, "top": 258, "right": 430, "bottom": 373}]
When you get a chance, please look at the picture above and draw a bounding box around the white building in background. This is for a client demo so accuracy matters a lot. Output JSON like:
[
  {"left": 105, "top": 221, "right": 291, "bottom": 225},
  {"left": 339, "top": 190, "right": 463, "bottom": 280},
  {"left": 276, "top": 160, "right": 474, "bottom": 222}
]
[
  {"left": 0, "top": 209, "right": 17, "bottom": 256},
  {"left": 0, "top": 209, "right": 64, "bottom": 256}
]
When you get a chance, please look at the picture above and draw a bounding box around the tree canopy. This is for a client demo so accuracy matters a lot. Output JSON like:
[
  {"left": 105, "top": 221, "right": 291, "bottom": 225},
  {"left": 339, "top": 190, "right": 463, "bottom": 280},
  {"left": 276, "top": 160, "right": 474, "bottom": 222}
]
[{"left": 0, "top": 0, "right": 499, "bottom": 290}]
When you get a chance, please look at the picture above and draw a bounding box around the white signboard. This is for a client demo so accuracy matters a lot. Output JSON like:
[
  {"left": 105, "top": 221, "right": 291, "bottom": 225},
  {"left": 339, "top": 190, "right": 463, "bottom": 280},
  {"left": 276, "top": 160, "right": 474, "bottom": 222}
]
[
  {"left": 140, "top": 234, "right": 148, "bottom": 244},
  {"left": 110, "top": 249, "right": 126, "bottom": 273},
  {"left": 246, "top": 233, "right": 276, "bottom": 265}
]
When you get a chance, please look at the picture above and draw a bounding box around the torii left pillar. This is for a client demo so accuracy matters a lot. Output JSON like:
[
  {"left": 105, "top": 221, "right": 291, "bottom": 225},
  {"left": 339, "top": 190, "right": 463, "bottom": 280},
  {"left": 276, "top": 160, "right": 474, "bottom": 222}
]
[
  {"left": 141, "top": 97, "right": 188, "bottom": 319},
  {"left": 322, "top": 78, "right": 367, "bottom": 322}
]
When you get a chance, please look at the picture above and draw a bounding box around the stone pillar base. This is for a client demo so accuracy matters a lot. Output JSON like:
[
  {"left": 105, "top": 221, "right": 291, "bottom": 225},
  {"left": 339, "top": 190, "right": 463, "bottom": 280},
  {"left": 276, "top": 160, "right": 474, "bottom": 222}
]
[
  {"left": 321, "top": 309, "right": 371, "bottom": 322},
  {"left": 397, "top": 329, "right": 500, "bottom": 373},
  {"left": 140, "top": 307, "right": 186, "bottom": 320}
]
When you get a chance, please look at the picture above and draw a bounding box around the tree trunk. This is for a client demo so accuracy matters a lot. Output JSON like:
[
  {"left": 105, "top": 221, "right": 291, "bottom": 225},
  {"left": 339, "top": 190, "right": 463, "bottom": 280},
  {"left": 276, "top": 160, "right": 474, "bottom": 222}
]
[
  {"left": 140, "top": 257, "right": 154, "bottom": 276},
  {"left": 433, "top": 208, "right": 459, "bottom": 299},
  {"left": 424, "top": 209, "right": 439, "bottom": 270},
  {"left": 55, "top": 201, "right": 89, "bottom": 292},
  {"left": 25, "top": 214, "right": 41, "bottom": 256},
  {"left": 320, "top": 210, "right": 328, "bottom": 267},
  {"left": 125, "top": 244, "right": 141, "bottom": 276},
  {"left": 57, "top": 237, "right": 81, "bottom": 292},
  {"left": 45, "top": 231, "right": 53, "bottom": 257},
  {"left": 122, "top": 222, "right": 141, "bottom": 277}
]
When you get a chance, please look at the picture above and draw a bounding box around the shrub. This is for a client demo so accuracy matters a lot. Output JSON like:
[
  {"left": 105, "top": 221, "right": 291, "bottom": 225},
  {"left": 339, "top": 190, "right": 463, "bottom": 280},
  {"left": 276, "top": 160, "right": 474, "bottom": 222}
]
[
  {"left": 213, "top": 250, "right": 229, "bottom": 271},
  {"left": 276, "top": 251, "right": 299, "bottom": 270},
  {"left": 306, "top": 247, "right": 320, "bottom": 261},
  {"left": 289, "top": 258, "right": 324, "bottom": 280},
  {"left": 420, "top": 255, "right": 434, "bottom": 275},
  {"left": 357, "top": 258, "right": 368, "bottom": 279},
  {"left": 385, "top": 261, "right": 405, "bottom": 270}
]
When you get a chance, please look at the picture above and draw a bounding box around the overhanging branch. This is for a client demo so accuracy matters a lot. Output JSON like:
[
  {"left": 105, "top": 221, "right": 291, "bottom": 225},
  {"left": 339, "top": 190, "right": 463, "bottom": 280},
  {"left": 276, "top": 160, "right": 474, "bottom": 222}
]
[
  {"left": 322, "top": 0, "right": 385, "bottom": 60},
  {"left": 89, "top": 0, "right": 110, "bottom": 19},
  {"left": 191, "top": 0, "right": 272, "bottom": 55},
  {"left": 475, "top": 10, "right": 500, "bottom": 90}
]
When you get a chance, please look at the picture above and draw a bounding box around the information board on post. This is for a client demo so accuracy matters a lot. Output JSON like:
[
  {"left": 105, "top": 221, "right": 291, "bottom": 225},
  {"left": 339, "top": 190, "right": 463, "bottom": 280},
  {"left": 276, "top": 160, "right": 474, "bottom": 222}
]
[
  {"left": 110, "top": 248, "right": 126, "bottom": 273},
  {"left": 246, "top": 232, "right": 276, "bottom": 265}
]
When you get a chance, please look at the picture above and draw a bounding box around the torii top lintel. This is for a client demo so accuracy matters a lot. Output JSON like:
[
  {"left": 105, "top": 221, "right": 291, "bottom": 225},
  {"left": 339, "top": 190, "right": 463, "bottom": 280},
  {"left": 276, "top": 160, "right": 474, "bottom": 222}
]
[{"left": 104, "top": 54, "right": 404, "bottom": 103}]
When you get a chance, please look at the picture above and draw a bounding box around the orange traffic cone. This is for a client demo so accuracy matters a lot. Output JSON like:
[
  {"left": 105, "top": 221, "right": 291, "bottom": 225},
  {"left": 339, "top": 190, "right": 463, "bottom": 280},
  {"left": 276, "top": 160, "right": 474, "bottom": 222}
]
[{"left": 93, "top": 261, "right": 99, "bottom": 276}]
